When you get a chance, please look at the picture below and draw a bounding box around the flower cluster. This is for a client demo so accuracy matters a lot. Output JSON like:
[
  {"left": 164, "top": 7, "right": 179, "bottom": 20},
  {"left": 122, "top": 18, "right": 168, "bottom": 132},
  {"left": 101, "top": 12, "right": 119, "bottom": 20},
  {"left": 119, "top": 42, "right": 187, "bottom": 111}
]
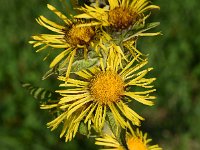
[{"left": 29, "top": 0, "right": 162, "bottom": 149}]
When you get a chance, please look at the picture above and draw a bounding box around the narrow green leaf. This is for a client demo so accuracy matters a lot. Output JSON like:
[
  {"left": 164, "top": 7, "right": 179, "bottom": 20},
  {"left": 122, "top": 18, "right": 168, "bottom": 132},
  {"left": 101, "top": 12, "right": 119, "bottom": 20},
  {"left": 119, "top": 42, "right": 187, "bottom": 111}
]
[
  {"left": 106, "top": 111, "right": 128, "bottom": 149},
  {"left": 71, "top": 58, "right": 99, "bottom": 72},
  {"left": 42, "top": 56, "right": 99, "bottom": 80},
  {"left": 21, "top": 82, "right": 59, "bottom": 101},
  {"left": 78, "top": 121, "right": 89, "bottom": 136},
  {"left": 106, "top": 111, "right": 121, "bottom": 140},
  {"left": 124, "top": 22, "right": 161, "bottom": 42}
]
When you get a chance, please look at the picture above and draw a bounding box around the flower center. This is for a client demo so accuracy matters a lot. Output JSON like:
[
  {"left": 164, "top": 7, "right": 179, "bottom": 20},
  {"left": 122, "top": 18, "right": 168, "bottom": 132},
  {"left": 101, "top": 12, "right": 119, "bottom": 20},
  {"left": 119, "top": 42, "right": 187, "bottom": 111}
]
[
  {"left": 127, "top": 137, "right": 147, "bottom": 150},
  {"left": 108, "top": 7, "right": 137, "bottom": 30},
  {"left": 89, "top": 71, "right": 124, "bottom": 104},
  {"left": 66, "top": 25, "right": 95, "bottom": 46}
]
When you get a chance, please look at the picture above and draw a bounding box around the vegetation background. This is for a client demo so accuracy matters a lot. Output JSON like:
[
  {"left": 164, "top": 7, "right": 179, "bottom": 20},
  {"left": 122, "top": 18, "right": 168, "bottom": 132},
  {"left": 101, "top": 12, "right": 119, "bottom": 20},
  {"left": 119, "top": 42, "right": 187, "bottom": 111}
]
[{"left": 0, "top": 0, "right": 199, "bottom": 149}]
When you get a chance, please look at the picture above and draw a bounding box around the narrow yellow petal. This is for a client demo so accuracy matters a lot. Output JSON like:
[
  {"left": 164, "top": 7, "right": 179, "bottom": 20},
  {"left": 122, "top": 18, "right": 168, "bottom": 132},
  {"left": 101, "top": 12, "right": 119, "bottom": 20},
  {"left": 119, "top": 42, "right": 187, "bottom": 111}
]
[
  {"left": 36, "top": 17, "right": 63, "bottom": 34},
  {"left": 65, "top": 49, "right": 76, "bottom": 79},
  {"left": 125, "top": 68, "right": 152, "bottom": 85},
  {"left": 139, "top": 5, "right": 160, "bottom": 13},
  {"left": 60, "top": 119, "right": 69, "bottom": 137},
  {"left": 122, "top": 61, "right": 148, "bottom": 78},
  {"left": 75, "top": 13, "right": 94, "bottom": 19},
  {"left": 84, "top": 103, "right": 98, "bottom": 123},
  {"left": 100, "top": 58, "right": 105, "bottom": 71},
  {"left": 117, "top": 101, "right": 144, "bottom": 121},
  {"left": 132, "top": 89, "right": 156, "bottom": 95},
  {"left": 56, "top": 89, "right": 87, "bottom": 94},
  {"left": 119, "top": 57, "right": 138, "bottom": 76},
  {"left": 47, "top": 111, "right": 68, "bottom": 130},
  {"left": 67, "top": 78, "right": 88, "bottom": 86},
  {"left": 94, "top": 104, "right": 102, "bottom": 130},
  {"left": 124, "top": 92, "right": 154, "bottom": 106},
  {"left": 40, "top": 15, "right": 65, "bottom": 29},
  {"left": 35, "top": 45, "right": 48, "bottom": 52},
  {"left": 73, "top": 104, "right": 93, "bottom": 123},
  {"left": 40, "top": 104, "right": 58, "bottom": 109},
  {"left": 59, "top": 93, "right": 88, "bottom": 104},
  {"left": 88, "top": 66, "right": 101, "bottom": 75},
  {"left": 67, "top": 97, "right": 92, "bottom": 118},
  {"left": 47, "top": 4, "right": 72, "bottom": 25},
  {"left": 108, "top": 104, "right": 127, "bottom": 128},
  {"left": 59, "top": 83, "right": 84, "bottom": 88},
  {"left": 108, "top": 0, "right": 119, "bottom": 10},
  {"left": 50, "top": 49, "right": 70, "bottom": 68},
  {"left": 95, "top": 141, "right": 119, "bottom": 147},
  {"left": 137, "top": 32, "right": 161, "bottom": 37}
]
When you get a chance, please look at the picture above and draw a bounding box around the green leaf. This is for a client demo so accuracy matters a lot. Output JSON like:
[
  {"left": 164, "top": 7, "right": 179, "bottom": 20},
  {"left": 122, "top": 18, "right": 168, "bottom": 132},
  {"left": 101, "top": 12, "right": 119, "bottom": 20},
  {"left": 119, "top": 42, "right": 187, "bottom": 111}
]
[
  {"left": 124, "top": 22, "right": 161, "bottom": 42},
  {"left": 139, "top": 22, "right": 160, "bottom": 33},
  {"left": 78, "top": 121, "right": 89, "bottom": 136},
  {"left": 42, "top": 55, "right": 99, "bottom": 80},
  {"left": 106, "top": 111, "right": 121, "bottom": 140},
  {"left": 106, "top": 112, "right": 128, "bottom": 149},
  {"left": 42, "top": 65, "right": 60, "bottom": 80},
  {"left": 71, "top": 58, "right": 99, "bottom": 72},
  {"left": 21, "top": 82, "right": 59, "bottom": 101}
]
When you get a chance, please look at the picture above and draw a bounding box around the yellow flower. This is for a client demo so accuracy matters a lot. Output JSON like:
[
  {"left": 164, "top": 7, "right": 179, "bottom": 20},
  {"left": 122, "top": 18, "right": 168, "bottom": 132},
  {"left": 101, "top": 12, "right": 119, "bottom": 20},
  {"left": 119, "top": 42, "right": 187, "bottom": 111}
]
[
  {"left": 75, "top": 0, "right": 159, "bottom": 30},
  {"left": 95, "top": 128, "right": 162, "bottom": 150},
  {"left": 75, "top": 0, "right": 160, "bottom": 62},
  {"left": 126, "top": 126, "right": 162, "bottom": 150},
  {"left": 41, "top": 52, "right": 156, "bottom": 141},
  {"left": 29, "top": 4, "right": 103, "bottom": 78}
]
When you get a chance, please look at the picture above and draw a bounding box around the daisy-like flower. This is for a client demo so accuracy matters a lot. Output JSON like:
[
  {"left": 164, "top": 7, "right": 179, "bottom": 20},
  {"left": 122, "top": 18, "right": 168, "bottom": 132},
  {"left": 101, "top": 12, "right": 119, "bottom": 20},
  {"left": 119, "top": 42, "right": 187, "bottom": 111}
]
[
  {"left": 29, "top": 4, "right": 104, "bottom": 78},
  {"left": 95, "top": 127, "right": 162, "bottom": 150},
  {"left": 41, "top": 52, "right": 156, "bottom": 141},
  {"left": 75, "top": 0, "right": 159, "bottom": 30},
  {"left": 75, "top": 0, "right": 160, "bottom": 62}
]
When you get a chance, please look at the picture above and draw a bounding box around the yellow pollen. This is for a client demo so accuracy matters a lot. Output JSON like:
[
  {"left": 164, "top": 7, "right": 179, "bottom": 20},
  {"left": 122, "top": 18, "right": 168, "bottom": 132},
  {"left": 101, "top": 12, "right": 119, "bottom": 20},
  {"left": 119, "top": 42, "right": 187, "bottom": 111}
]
[
  {"left": 66, "top": 25, "right": 95, "bottom": 46},
  {"left": 127, "top": 137, "right": 147, "bottom": 150},
  {"left": 89, "top": 71, "right": 124, "bottom": 104},
  {"left": 108, "top": 7, "right": 137, "bottom": 30}
]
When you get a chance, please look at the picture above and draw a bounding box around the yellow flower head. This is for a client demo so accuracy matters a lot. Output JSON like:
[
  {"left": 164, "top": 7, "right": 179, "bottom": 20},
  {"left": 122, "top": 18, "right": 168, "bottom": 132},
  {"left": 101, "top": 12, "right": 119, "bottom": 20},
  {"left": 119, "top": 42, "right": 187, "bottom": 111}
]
[
  {"left": 41, "top": 52, "right": 156, "bottom": 141},
  {"left": 29, "top": 4, "right": 103, "bottom": 78},
  {"left": 74, "top": 0, "right": 160, "bottom": 62},
  {"left": 75, "top": 0, "right": 159, "bottom": 30},
  {"left": 95, "top": 127, "right": 162, "bottom": 150},
  {"left": 126, "top": 125, "right": 162, "bottom": 150}
]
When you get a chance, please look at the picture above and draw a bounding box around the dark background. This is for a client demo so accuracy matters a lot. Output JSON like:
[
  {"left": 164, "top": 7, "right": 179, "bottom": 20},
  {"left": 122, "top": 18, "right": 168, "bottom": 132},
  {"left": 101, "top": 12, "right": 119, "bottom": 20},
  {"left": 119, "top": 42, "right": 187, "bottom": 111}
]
[{"left": 0, "top": 0, "right": 199, "bottom": 149}]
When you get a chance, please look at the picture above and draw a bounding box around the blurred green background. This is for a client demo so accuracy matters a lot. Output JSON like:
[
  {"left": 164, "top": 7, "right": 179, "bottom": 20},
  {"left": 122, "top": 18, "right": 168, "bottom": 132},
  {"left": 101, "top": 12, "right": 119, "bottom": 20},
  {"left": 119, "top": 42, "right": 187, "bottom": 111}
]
[{"left": 0, "top": 0, "right": 199, "bottom": 150}]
